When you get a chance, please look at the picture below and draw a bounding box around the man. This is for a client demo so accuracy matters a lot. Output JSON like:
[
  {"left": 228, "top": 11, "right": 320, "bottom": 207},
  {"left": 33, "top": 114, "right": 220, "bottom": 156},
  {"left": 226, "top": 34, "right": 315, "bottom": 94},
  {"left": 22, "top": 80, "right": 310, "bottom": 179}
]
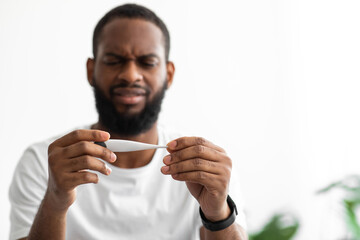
[{"left": 9, "top": 4, "right": 247, "bottom": 240}]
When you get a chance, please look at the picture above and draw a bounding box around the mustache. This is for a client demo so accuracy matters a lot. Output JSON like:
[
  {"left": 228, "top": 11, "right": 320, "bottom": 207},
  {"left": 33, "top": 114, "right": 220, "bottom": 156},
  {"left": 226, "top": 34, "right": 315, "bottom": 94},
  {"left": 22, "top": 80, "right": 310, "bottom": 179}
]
[{"left": 109, "top": 83, "right": 150, "bottom": 96}]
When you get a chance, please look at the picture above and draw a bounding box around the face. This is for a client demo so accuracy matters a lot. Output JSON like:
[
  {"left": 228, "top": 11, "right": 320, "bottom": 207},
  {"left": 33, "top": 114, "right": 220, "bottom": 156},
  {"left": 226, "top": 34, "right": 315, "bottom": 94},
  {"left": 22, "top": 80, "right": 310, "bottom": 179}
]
[{"left": 87, "top": 18, "right": 175, "bottom": 135}]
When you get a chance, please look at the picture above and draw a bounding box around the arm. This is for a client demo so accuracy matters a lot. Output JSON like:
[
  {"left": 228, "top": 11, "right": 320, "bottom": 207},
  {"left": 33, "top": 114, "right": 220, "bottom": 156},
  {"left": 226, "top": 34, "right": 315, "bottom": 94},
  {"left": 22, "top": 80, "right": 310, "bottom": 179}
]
[
  {"left": 161, "top": 137, "right": 248, "bottom": 240},
  {"left": 26, "top": 195, "right": 67, "bottom": 240},
  {"left": 25, "top": 130, "right": 116, "bottom": 240},
  {"left": 200, "top": 224, "right": 248, "bottom": 240}
]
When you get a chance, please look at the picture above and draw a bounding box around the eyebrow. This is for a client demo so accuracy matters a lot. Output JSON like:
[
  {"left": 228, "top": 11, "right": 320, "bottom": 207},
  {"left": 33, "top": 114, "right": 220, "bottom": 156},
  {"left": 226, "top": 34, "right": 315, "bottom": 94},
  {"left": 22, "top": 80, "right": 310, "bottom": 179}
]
[{"left": 104, "top": 52, "right": 160, "bottom": 59}]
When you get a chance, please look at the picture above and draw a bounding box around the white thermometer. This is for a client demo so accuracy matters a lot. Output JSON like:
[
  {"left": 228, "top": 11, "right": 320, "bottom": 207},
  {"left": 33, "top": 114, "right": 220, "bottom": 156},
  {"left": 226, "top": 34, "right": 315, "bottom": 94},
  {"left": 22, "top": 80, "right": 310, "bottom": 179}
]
[{"left": 94, "top": 139, "right": 168, "bottom": 152}]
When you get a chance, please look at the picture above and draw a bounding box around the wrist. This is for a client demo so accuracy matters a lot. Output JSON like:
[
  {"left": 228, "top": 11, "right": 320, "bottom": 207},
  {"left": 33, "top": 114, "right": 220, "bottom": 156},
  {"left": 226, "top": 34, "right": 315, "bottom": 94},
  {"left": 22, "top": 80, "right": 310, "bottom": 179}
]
[
  {"left": 200, "top": 195, "right": 238, "bottom": 232},
  {"left": 43, "top": 191, "right": 70, "bottom": 214},
  {"left": 202, "top": 201, "right": 231, "bottom": 222}
]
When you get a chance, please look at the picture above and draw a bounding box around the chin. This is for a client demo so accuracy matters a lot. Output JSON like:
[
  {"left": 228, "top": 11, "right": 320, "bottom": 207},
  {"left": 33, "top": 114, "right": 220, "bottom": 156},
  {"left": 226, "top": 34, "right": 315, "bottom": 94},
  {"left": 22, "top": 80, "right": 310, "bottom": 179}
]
[{"left": 115, "top": 104, "right": 145, "bottom": 116}]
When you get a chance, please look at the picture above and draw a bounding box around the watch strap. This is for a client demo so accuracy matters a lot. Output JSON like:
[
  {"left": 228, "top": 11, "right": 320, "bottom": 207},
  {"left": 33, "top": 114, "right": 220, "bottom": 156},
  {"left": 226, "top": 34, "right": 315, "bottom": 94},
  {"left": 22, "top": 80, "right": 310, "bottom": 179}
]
[{"left": 199, "top": 195, "right": 238, "bottom": 231}]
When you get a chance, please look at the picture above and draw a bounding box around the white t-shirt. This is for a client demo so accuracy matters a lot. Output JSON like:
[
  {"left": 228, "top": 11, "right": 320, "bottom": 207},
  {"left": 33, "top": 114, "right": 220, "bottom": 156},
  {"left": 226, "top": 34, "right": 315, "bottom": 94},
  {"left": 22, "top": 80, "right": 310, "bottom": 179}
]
[{"left": 9, "top": 125, "right": 246, "bottom": 240}]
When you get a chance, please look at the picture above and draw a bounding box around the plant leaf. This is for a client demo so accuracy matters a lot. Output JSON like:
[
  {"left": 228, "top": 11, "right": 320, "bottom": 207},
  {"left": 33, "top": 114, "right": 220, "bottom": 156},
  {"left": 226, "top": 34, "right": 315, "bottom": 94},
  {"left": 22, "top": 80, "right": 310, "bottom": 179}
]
[
  {"left": 344, "top": 199, "right": 360, "bottom": 238},
  {"left": 249, "top": 213, "right": 300, "bottom": 240}
]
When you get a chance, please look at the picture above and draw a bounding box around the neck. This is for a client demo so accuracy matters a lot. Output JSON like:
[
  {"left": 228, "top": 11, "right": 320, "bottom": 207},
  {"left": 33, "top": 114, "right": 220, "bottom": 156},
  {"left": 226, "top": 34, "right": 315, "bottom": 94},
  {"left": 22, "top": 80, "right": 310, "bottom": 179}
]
[{"left": 91, "top": 122, "right": 159, "bottom": 169}]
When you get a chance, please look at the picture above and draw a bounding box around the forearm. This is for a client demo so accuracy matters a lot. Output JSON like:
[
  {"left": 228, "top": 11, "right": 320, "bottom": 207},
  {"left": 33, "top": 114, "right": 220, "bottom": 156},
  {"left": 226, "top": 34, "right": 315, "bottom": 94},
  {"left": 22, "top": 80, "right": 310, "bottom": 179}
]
[
  {"left": 27, "top": 195, "right": 67, "bottom": 240},
  {"left": 200, "top": 224, "right": 248, "bottom": 240}
]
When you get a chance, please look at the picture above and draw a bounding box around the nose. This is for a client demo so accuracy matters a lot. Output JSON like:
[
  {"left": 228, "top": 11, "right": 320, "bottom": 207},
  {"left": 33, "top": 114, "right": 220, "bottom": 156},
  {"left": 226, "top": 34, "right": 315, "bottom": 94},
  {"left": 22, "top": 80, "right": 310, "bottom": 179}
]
[{"left": 117, "top": 60, "right": 143, "bottom": 84}]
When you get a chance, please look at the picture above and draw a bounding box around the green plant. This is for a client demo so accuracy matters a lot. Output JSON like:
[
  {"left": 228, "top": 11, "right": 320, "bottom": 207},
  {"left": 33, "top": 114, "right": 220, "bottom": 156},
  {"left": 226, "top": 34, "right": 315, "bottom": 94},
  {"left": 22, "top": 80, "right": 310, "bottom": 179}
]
[
  {"left": 249, "top": 213, "right": 300, "bottom": 240},
  {"left": 318, "top": 175, "right": 360, "bottom": 239}
]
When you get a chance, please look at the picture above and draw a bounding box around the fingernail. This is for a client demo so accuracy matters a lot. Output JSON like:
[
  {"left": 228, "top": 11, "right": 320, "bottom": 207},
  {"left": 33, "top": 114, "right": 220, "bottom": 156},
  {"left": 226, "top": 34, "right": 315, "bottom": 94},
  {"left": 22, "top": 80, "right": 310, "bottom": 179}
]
[
  {"left": 163, "top": 155, "right": 171, "bottom": 164},
  {"left": 102, "top": 131, "right": 110, "bottom": 139},
  {"left": 106, "top": 164, "right": 112, "bottom": 175},
  {"left": 167, "top": 140, "right": 177, "bottom": 149},
  {"left": 161, "top": 166, "right": 170, "bottom": 173},
  {"left": 111, "top": 152, "right": 117, "bottom": 162}
]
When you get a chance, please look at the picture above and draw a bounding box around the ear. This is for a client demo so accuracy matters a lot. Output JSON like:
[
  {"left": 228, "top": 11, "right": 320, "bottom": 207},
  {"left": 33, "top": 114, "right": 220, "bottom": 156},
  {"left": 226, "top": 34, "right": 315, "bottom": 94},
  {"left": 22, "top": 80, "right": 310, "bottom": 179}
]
[
  {"left": 165, "top": 61, "right": 175, "bottom": 89},
  {"left": 86, "top": 58, "right": 95, "bottom": 86}
]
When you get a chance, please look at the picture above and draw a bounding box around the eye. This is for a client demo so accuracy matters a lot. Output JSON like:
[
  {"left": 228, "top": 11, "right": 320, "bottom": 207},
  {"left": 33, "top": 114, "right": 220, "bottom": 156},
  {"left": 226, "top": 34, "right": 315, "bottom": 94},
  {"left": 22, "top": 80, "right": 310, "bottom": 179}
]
[
  {"left": 102, "top": 56, "right": 126, "bottom": 66},
  {"left": 138, "top": 57, "right": 158, "bottom": 68}
]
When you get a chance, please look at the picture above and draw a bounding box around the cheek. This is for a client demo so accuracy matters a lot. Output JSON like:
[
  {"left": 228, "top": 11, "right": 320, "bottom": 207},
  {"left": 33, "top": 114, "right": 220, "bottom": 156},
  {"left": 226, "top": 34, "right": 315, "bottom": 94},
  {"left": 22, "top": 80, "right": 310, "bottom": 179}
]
[
  {"left": 93, "top": 66, "right": 116, "bottom": 96},
  {"left": 149, "top": 65, "right": 167, "bottom": 87},
  {"left": 93, "top": 79, "right": 111, "bottom": 100},
  {"left": 141, "top": 72, "right": 154, "bottom": 85},
  {"left": 95, "top": 67, "right": 115, "bottom": 82},
  {"left": 148, "top": 78, "right": 166, "bottom": 98}
]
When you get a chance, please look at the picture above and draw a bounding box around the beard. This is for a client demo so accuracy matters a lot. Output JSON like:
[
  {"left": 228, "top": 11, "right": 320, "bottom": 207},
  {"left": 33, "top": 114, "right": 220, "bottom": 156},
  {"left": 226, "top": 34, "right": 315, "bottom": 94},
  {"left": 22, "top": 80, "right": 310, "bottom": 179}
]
[{"left": 93, "top": 79, "right": 167, "bottom": 137}]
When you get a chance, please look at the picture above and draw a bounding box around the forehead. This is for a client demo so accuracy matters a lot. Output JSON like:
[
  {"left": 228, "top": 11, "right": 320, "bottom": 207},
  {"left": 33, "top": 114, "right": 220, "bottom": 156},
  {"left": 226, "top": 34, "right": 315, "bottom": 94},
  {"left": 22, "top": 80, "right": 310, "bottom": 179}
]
[{"left": 97, "top": 18, "right": 165, "bottom": 57}]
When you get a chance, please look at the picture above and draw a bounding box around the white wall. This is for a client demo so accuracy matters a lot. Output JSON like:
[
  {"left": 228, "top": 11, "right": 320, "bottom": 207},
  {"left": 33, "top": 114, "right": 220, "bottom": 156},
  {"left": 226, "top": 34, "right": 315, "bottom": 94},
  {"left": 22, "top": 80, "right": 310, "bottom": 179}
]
[{"left": 1, "top": 0, "right": 360, "bottom": 239}]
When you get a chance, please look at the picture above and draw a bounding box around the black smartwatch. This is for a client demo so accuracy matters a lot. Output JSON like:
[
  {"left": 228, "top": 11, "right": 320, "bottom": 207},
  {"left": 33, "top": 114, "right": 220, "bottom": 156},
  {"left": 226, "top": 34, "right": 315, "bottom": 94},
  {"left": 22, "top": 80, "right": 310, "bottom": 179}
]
[{"left": 199, "top": 195, "right": 238, "bottom": 231}]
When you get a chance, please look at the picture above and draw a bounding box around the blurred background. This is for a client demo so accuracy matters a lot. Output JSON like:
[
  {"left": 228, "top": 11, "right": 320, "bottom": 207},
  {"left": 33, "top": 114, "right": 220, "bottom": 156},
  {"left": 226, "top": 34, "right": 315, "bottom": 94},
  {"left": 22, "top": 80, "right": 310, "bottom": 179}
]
[{"left": 1, "top": 0, "right": 360, "bottom": 239}]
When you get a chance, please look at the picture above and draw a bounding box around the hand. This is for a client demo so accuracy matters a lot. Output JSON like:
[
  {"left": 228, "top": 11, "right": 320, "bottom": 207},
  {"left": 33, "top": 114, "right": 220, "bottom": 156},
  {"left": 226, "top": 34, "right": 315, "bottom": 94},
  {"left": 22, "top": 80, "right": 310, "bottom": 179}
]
[
  {"left": 161, "top": 137, "right": 232, "bottom": 221},
  {"left": 45, "top": 129, "right": 116, "bottom": 212}
]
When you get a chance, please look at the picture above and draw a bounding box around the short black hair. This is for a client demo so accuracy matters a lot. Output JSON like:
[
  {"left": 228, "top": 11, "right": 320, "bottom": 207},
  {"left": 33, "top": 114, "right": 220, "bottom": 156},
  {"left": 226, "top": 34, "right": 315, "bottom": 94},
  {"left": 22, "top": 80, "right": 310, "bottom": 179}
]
[{"left": 93, "top": 4, "right": 170, "bottom": 61}]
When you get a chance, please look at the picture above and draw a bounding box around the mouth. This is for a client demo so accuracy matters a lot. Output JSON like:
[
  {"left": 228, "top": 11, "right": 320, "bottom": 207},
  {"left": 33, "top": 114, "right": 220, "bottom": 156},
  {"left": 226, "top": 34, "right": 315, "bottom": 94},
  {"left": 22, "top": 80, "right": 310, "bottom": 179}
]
[{"left": 111, "top": 88, "right": 147, "bottom": 105}]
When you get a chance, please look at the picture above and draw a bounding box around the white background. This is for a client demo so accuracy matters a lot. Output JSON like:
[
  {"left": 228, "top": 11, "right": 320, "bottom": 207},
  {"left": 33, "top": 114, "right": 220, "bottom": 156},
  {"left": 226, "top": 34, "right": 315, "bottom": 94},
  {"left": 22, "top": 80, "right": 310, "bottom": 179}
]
[{"left": 1, "top": 0, "right": 360, "bottom": 239}]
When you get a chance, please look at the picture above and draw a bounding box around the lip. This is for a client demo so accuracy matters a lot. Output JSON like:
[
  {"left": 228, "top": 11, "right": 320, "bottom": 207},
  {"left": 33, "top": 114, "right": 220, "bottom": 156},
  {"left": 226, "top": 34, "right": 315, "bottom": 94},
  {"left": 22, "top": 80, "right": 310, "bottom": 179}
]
[
  {"left": 112, "top": 88, "right": 147, "bottom": 105},
  {"left": 112, "top": 88, "right": 147, "bottom": 96}
]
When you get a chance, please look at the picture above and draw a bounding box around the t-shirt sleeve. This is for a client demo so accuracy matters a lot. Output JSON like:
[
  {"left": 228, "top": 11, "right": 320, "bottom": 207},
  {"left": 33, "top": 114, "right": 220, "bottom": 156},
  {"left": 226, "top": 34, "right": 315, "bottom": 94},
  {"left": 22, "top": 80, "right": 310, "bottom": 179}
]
[{"left": 9, "top": 144, "right": 48, "bottom": 240}]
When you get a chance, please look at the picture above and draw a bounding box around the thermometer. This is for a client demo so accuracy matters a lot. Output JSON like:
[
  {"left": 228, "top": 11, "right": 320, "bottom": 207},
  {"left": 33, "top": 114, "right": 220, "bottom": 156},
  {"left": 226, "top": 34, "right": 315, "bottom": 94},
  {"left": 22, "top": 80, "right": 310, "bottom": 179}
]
[{"left": 94, "top": 139, "right": 168, "bottom": 152}]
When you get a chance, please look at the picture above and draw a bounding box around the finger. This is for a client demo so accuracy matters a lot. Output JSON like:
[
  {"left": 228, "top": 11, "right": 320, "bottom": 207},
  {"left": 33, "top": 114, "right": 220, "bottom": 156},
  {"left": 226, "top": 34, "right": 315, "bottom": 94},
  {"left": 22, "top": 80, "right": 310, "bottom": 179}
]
[
  {"left": 171, "top": 171, "right": 224, "bottom": 189},
  {"left": 70, "top": 171, "right": 100, "bottom": 186},
  {"left": 51, "top": 129, "right": 110, "bottom": 148},
  {"left": 167, "top": 137, "right": 225, "bottom": 153},
  {"left": 161, "top": 158, "right": 223, "bottom": 175},
  {"left": 163, "top": 145, "right": 228, "bottom": 165},
  {"left": 63, "top": 141, "right": 117, "bottom": 163},
  {"left": 61, "top": 171, "right": 100, "bottom": 190},
  {"left": 67, "top": 155, "right": 112, "bottom": 175}
]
